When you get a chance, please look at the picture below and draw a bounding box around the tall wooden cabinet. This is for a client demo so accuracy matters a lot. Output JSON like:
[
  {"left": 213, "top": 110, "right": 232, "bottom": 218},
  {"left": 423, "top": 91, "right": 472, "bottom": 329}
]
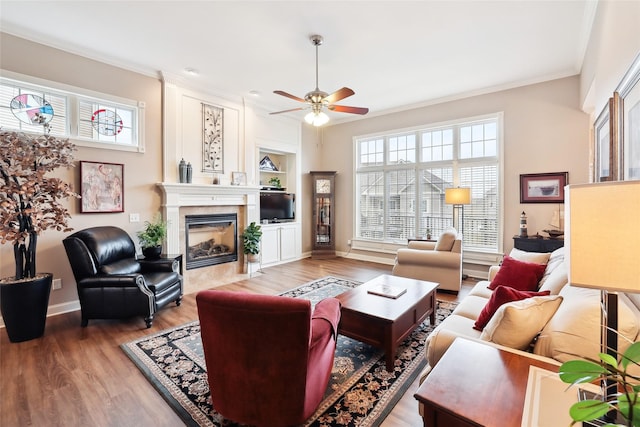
[{"left": 310, "top": 171, "right": 337, "bottom": 259}]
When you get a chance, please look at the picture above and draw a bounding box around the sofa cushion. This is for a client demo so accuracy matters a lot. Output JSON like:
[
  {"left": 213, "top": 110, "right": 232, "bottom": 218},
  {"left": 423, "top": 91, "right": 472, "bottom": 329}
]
[
  {"left": 468, "top": 280, "right": 493, "bottom": 299},
  {"left": 435, "top": 228, "right": 456, "bottom": 251},
  {"left": 533, "top": 285, "right": 640, "bottom": 362},
  {"left": 426, "top": 314, "right": 482, "bottom": 367},
  {"left": 509, "top": 248, "right": 551, "bottom": 265},
  {"left": 488, "top": 256, "right": 547, "bottom": 292},
  {"left": 451, "top": 295, "right": 490, "bottom": 320},
  {"left": 539, "top": 247, "right": 565, "bottom": 287},
  {"left": 480, "top": 295, "right": 563, "bottom": 350},
  {"left": 474, "top": 286, "right": 551, "bottom": 331},
  {"left": 538, "top": 261, "right": 568, "bottom": 295},
  {"left": 100, "top": 258, "right": 141, "bottom": 275}
]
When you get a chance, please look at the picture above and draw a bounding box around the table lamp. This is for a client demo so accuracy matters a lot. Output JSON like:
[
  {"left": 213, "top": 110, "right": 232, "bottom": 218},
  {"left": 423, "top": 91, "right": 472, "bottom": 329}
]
[
  {"left": 445, "top": 187, "right": 471, "bottom": 235},
  {"left": 565, "top": 180, "right": 640, "bottom": 411}
]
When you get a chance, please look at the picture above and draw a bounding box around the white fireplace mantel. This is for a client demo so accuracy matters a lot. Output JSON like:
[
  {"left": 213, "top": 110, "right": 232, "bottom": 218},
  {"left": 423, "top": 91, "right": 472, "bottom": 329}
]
[{"left": 157, "top": 182, "right": 260, "bottom": 253}]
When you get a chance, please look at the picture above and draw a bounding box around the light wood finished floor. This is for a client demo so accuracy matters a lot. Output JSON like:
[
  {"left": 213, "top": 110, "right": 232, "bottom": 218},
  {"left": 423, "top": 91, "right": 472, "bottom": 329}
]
[{"left": 0, "top": 257, "right": 474, "bottom": 427}]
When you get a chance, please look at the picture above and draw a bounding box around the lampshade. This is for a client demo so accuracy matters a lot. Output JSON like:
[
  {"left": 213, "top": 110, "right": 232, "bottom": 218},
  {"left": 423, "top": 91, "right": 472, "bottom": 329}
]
[
  {"left": 445, "top": 187, "right": 471, "bottom": 205},
  {"left": 304, "top": 111, "right": 329, "bottom": 126},
  {"left": 566, "top": 181, "right": 640, "bottom": 293}
]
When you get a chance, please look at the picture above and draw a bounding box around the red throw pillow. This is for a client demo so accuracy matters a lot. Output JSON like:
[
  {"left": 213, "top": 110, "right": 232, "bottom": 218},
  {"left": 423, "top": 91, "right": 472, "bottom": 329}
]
[
  {"left": 488, "top": 255, "right": 547, "bottom": 292},
  {"left": 473, "top": 286, "right": 550, "bottom": 331}
]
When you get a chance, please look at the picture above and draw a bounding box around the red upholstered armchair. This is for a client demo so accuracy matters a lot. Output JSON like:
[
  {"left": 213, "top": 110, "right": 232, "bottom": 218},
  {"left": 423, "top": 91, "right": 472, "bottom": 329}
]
[{"left": 196, "top": 290, "right": 341, "bottom": 427}]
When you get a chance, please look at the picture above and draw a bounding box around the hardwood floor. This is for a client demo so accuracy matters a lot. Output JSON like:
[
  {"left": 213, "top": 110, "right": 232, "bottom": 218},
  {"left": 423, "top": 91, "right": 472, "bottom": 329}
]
[{"left": 0, "top": 257, "right": 474, "bottom": 427}]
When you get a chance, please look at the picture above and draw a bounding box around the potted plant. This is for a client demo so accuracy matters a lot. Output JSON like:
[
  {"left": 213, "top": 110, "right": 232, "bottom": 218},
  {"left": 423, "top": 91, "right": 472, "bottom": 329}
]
[
  {"left": 137, "top": 215, "right": 167, "bottom": 259},
  {"left": 268, "top": 177, "right": 282, "bottom": 189},
  {"left": 241, "top": 222, "right": 262, "bottom": 263},
  {"left": 0, "top": 129, "right": 79, "bottom": 342},
  {"left": 559, "top": 341, "right": 640, "bottom": 426}
]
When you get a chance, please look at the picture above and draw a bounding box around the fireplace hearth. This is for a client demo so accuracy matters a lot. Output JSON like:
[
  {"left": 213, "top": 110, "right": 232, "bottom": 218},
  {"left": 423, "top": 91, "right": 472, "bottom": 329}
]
[{"left": 185, "top": 214, "right": 237, "bottom": 270}]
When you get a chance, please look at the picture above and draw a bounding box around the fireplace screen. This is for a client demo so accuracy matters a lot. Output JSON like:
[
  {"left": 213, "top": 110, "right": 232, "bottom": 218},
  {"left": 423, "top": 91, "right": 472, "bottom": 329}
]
[{"left": 185, "top": 214, "right": 237, "bottom": 270}]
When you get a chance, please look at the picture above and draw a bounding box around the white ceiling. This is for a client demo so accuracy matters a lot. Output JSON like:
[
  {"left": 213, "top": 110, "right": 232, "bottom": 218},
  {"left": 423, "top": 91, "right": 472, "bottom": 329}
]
[{"left": 0, "top": 1, "right": 597, "bottom": 122}]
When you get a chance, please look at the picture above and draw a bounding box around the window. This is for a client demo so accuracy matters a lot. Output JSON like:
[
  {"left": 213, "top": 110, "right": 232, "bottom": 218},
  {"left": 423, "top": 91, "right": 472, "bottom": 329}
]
[
  {"left": 0, "top": 82, "right": 68, "bottom": 136},
  {"left": 0, "top": 73, "right": 144, "bottom": 152},
  {"left": 355, "top": 114, "right": 501, "bottom": 253}
]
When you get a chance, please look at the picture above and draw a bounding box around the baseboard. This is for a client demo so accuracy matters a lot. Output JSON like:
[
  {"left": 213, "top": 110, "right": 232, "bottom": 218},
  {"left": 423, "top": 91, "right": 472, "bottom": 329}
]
[{"left": 0, "top": 300, "right": 81, "bottom": 329}]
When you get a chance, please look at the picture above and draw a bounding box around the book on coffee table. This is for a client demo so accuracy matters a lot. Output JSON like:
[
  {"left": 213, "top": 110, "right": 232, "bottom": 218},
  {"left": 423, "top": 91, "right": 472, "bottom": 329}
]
[{"left": 367, "top": 284, "right": 407, "bottom": 299}]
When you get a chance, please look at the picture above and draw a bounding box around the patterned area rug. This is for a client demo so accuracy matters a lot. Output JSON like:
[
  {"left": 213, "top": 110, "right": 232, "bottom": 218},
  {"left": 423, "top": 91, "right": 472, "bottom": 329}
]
[{"left": 121, "top": 276, "right": 457, "bottom": 427}]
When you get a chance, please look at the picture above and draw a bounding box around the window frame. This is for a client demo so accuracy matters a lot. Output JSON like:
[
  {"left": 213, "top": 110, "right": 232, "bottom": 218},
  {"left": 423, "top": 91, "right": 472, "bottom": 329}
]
[
  {"left": 352, "top": 113, "right": 504, "bottom": 258},
  {"left": 0, "top": 70, "right": 145, "bottom": 153}
]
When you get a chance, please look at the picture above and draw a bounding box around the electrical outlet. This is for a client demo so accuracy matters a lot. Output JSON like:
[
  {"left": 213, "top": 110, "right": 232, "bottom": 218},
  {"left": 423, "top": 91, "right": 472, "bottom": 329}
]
[
  {"left": 52, "top": 278, "right": 62, "bottom": 290},
  {"left": 129, "top": 213, "right": 140, "bottom": 223}
]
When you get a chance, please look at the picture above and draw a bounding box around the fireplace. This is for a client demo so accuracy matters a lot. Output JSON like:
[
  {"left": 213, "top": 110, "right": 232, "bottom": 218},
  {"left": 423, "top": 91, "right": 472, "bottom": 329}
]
[{"left": 185, "top": 214, "right": 237, "bottom": 270}]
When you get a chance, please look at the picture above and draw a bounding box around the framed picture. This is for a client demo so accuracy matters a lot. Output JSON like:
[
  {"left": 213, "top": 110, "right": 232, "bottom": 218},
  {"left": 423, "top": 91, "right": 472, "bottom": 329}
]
[
  {"left": 202, "top": 103, "right": 224, "bottom": 173},
  {"left": 231, "top": 171, "right": 246, "bottom": 186},
  {"left": 80, "top": 161, "right": 124, "bottom": 213},
  {"left": 617, "top": 52, "right": 640, "bottom": 180},
  {"left": 519, "top": 172, "right": 568, "bottom": 203},
  {"left": 594, "top": 96, "right": 618, "bottom": 182}
]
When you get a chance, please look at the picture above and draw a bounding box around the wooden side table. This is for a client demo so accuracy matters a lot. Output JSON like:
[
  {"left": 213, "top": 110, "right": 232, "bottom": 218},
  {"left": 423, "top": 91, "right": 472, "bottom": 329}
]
[
  {"left": 414, "top": 338, "right": 559, "bottom": 427},
  {"left": 138, "top": 253, "right": 183, "bottom": 275}
]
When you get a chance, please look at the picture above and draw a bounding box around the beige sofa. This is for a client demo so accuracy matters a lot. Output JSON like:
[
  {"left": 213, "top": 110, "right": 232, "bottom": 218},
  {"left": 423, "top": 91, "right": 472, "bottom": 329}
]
[
  {"left": 392, "top": 228, "right": 462, "bottom": 292},
  {"left": 423, "top": 247, "right": 640, "bottom": 378}
]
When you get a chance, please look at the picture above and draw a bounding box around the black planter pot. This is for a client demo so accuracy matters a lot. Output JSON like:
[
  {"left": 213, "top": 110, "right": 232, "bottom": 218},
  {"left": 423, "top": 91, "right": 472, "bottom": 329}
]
[
  {"left": 142, "top": 245, "right": 162, "bottom": 259},
  {"left": 0, "top": 273, "right": 52, "bottom": 343}
]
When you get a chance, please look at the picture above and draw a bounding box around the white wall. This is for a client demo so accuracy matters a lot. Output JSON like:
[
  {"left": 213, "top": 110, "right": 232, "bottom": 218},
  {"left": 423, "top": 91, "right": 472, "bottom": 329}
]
[
  {"left": 0, "top": 33, "right": 303, "bottom": 317},
  {"left": 162, "top": 80, "right": 245, "bottom": 185},
  {"left": 580, "top": 0, "right": 640, "bottom": 115},
  {"left": 303, "top": 76, "right": 590, "bottom": 268},
  {"left": 1, "top": 33, "right": 163, "bottom": 314}
]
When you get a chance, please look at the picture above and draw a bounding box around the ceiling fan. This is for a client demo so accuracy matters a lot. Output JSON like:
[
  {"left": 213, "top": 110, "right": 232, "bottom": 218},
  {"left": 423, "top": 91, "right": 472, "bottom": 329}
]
[{"left": 270, "top": 34, "right": 369, "bottom": 126}]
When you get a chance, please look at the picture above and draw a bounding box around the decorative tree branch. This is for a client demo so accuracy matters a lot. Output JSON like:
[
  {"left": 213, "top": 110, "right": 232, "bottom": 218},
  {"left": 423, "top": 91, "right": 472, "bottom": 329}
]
[{"left": 0, "top": 129, "right": 80, "bottom": 280}]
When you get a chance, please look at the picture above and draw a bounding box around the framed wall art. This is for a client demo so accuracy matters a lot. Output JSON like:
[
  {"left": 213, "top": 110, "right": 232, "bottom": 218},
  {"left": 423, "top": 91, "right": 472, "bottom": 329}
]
[
  {"left": 202, "top": 103, "right": 224, "bottom": 174},
  {"left": 231, "top": 171, "right": 247, "bottom": 186},
  {"left": 80, "top": 161, "right": 124, "bottom": 213},
  {"left": 617, "top": 52, "right": 640, "bottom": 181},
  {"left": 594, "top": 95, "right": 619, "bottom": 182},
  {"left": 520, "top": 172, "right": 568, "bottom": 203}
]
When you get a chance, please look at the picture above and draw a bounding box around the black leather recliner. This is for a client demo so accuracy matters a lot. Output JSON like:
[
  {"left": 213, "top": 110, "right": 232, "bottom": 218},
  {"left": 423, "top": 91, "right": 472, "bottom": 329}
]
[{"left": 63, "top": 226, "right": 183, "bottom": 328}]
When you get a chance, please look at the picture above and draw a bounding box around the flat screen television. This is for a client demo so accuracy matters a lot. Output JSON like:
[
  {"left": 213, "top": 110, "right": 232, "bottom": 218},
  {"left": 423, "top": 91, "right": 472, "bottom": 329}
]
[{"left": 260, "top": 192, "right": 295, "bottom": 223}]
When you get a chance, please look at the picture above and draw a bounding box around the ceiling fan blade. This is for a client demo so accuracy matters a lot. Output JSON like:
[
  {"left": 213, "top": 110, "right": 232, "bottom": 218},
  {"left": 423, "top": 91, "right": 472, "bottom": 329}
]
[
  {"left": 269, "top": 107, "right": 305, "bottom": 115},
  {"left": 328, "top": 104, "right": 369, "bottom": 115},
  {"left": 273, "top": 90, "right": 306, "bottom": 103},
  {"left": 324, "top": 87, "right": 355, "bottom": 104}
]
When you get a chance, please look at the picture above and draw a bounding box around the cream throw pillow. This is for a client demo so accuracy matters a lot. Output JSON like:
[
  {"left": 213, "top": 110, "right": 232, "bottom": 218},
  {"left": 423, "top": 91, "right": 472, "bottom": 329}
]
[
  {"left": 538, "top": 261, "right": 568, "bottom": 295},
  {"left": 534, "top": 285, "right": 640, "bottom": 362},
  {"left": 480, "top": 295, "right": 563, "bottom": 350},
  {"left": 509, "top": 248, "right": 551, "bottom": 265}
]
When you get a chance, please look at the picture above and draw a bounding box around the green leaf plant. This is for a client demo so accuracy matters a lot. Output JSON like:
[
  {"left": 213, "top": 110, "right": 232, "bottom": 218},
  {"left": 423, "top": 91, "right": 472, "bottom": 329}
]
[
  {"left": 241, "top": 222, "right": 262, "bottom": 255},
  {"left": 559, "top": 340, "right": 640, "bottom": 427},
  {"left": 136, "top": 215, "right": 167, "bottom": 249}
]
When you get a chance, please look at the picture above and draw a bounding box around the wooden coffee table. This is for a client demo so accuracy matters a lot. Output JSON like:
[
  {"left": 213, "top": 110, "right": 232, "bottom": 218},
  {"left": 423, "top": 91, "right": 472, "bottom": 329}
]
[
  {"left": 414, "top": 338, "right": 560, "bottom": 427},
  {"left": 335, "top": 274, "right": 438, "bottom": 371}
]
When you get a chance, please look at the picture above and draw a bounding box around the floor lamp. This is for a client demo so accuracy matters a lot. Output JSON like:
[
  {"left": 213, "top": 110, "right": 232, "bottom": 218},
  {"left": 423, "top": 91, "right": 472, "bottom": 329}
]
[
  {"left": 445, "top": 187, "right": 471, "bottom": 280},
  {"left": 566, "top": 181, "right": 640, "bottom": 420},
  {"left": 445, "top": 187, "right": 471, "bottom": 236}
]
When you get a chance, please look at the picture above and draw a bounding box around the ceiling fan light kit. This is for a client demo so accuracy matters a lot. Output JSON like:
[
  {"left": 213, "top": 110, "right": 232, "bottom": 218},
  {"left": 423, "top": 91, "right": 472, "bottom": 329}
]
[
  {"left": 271, "top": 34, "right": 368, "bottom": 126},
  {"left": 305, "top": 111, "right": 330, "bottom": 126}
]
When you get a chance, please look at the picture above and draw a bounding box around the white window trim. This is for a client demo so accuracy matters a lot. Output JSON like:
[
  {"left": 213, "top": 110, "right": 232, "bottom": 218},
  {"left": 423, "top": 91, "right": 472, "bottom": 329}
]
[
  {"left": 351, "top": 112, "right": 505, "bottom": 258},
  {"left": 1, "top": 69, "right": 145, "bottom": 153}
]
